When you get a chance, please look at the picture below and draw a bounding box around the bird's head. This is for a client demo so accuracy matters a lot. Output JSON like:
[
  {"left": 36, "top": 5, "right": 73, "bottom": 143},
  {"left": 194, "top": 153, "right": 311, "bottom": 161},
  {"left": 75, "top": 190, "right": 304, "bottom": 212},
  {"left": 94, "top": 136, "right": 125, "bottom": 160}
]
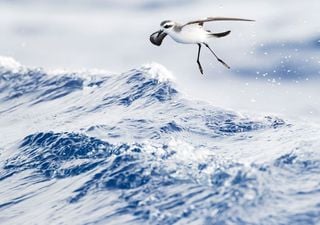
[
  {"left": 150, "top": 20, "right": 175, "bottom": 46},
  {"left": 160, "top": 20, "right": 175, "bottom": 32}
]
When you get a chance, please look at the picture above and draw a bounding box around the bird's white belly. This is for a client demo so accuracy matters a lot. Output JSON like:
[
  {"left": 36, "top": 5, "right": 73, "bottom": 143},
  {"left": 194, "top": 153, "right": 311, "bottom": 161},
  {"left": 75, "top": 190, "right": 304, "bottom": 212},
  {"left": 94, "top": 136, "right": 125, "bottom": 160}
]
[{"left": 169, "top": 28, "right": 207, "bottom": 44}]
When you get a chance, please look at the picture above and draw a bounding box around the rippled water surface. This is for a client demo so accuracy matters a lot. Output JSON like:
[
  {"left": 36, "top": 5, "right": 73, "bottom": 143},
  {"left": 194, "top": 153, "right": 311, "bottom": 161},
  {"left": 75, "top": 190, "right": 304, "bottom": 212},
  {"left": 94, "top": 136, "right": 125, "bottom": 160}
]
[{"left": 1, "top": 58, "right": 320, "bottom": 225}]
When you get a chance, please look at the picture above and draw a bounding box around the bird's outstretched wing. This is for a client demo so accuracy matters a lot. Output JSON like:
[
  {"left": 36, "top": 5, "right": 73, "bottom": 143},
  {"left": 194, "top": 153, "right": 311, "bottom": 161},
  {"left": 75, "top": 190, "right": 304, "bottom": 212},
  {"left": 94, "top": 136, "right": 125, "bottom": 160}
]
[{"left": 181, "top": 17, "right": 255, "bottom": 27}]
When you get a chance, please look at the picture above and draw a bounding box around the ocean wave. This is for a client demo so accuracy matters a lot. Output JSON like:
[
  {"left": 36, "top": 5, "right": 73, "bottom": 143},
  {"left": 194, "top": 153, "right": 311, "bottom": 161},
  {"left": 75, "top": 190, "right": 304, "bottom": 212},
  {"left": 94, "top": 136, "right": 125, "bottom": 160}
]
[{"left": 0, "top": 57, "right": 320, "bottom": 225}]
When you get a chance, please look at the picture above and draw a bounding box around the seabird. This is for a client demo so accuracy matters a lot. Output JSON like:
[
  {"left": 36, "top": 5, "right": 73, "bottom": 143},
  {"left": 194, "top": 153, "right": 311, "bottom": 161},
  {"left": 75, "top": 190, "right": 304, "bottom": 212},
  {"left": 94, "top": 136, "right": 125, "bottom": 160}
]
[{"left": 150, "top": 17, "right": 255, "bottom": 74}]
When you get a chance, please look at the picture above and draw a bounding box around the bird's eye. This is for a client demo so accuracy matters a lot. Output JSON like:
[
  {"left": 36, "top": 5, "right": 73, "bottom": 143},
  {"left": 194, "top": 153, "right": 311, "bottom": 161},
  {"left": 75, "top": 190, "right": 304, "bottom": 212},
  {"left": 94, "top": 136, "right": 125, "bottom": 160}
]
[{"left": 164, "top": 24, "right": 172, "bottom": 29}]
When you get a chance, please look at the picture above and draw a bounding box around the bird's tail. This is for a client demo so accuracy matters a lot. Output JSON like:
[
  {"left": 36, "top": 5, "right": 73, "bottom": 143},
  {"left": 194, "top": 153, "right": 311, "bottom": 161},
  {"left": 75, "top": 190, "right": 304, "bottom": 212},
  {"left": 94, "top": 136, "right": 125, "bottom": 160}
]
[{"left": 209, "top": 30, "right": 231, "bottom": 38}]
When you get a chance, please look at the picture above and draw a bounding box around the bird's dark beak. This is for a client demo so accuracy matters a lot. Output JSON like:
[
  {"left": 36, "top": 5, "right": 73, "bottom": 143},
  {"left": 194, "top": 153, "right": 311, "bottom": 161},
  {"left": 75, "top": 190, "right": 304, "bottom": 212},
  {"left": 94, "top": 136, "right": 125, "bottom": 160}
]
[{"left": 150, "top": 30, "right": 167, "bottom": 46}]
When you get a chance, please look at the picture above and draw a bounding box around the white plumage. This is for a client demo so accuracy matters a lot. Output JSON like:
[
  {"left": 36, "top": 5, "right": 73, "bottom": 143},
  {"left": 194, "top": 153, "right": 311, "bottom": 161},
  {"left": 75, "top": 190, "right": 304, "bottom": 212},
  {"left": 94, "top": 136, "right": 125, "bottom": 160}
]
[{"left": 150, "top": 17, "right": 255, "bottom": 74}]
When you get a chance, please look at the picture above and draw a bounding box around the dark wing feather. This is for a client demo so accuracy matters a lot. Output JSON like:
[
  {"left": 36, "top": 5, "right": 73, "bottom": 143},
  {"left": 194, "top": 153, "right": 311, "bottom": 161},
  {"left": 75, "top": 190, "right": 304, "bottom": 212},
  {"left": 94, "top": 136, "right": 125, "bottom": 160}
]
[
  {"left": 182, "top": 17, "right": 255, "bottom": 27},
  {"left": 210, "top": 30, "right": 231, "bottom": 38},
  {"left": 150, "top": 31, "right": 168, "bottom": 46}
]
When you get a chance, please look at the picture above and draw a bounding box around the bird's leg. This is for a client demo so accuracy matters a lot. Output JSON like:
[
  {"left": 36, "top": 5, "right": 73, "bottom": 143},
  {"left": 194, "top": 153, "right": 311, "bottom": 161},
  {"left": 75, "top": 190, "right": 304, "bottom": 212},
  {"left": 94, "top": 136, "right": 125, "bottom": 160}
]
[
  {"left": 197, "top": 43, "right": 204, "bottom": 74},
  {"left": 203, "top": 43, "right": 230, "bottom": 69}
]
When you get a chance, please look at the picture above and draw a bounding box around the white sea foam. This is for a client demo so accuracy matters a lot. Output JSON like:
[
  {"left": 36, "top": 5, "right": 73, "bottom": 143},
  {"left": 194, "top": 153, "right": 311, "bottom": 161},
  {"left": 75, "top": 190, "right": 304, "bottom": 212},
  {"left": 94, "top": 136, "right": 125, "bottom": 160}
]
[
  {"left": 0, "top": 56, "right": 22, "bottom": 73},
  {"left": 141, "top": 62, "right": 175, "bottom": 82}
]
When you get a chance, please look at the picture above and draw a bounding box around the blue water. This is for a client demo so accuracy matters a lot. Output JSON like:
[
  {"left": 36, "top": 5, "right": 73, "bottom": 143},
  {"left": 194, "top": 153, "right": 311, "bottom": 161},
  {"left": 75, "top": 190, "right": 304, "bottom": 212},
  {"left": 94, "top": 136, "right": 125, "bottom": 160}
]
[{"left": 0, "top": 59, "right": 320, "bottom": 225}]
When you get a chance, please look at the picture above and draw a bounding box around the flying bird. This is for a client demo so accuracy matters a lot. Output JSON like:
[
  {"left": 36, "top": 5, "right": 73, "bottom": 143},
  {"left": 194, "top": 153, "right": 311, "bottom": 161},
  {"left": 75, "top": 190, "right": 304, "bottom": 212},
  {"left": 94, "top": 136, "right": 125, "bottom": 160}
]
[{"left": 150, "top": 17, "right": 255, "bottom": 74}]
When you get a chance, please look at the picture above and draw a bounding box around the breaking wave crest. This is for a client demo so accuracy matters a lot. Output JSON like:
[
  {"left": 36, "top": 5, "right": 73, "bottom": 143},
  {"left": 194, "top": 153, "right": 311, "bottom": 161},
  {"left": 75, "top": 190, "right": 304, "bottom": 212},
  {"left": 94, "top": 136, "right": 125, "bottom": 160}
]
[{"left": 0, "top": 57, "right": 320, "bottom": 225}]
